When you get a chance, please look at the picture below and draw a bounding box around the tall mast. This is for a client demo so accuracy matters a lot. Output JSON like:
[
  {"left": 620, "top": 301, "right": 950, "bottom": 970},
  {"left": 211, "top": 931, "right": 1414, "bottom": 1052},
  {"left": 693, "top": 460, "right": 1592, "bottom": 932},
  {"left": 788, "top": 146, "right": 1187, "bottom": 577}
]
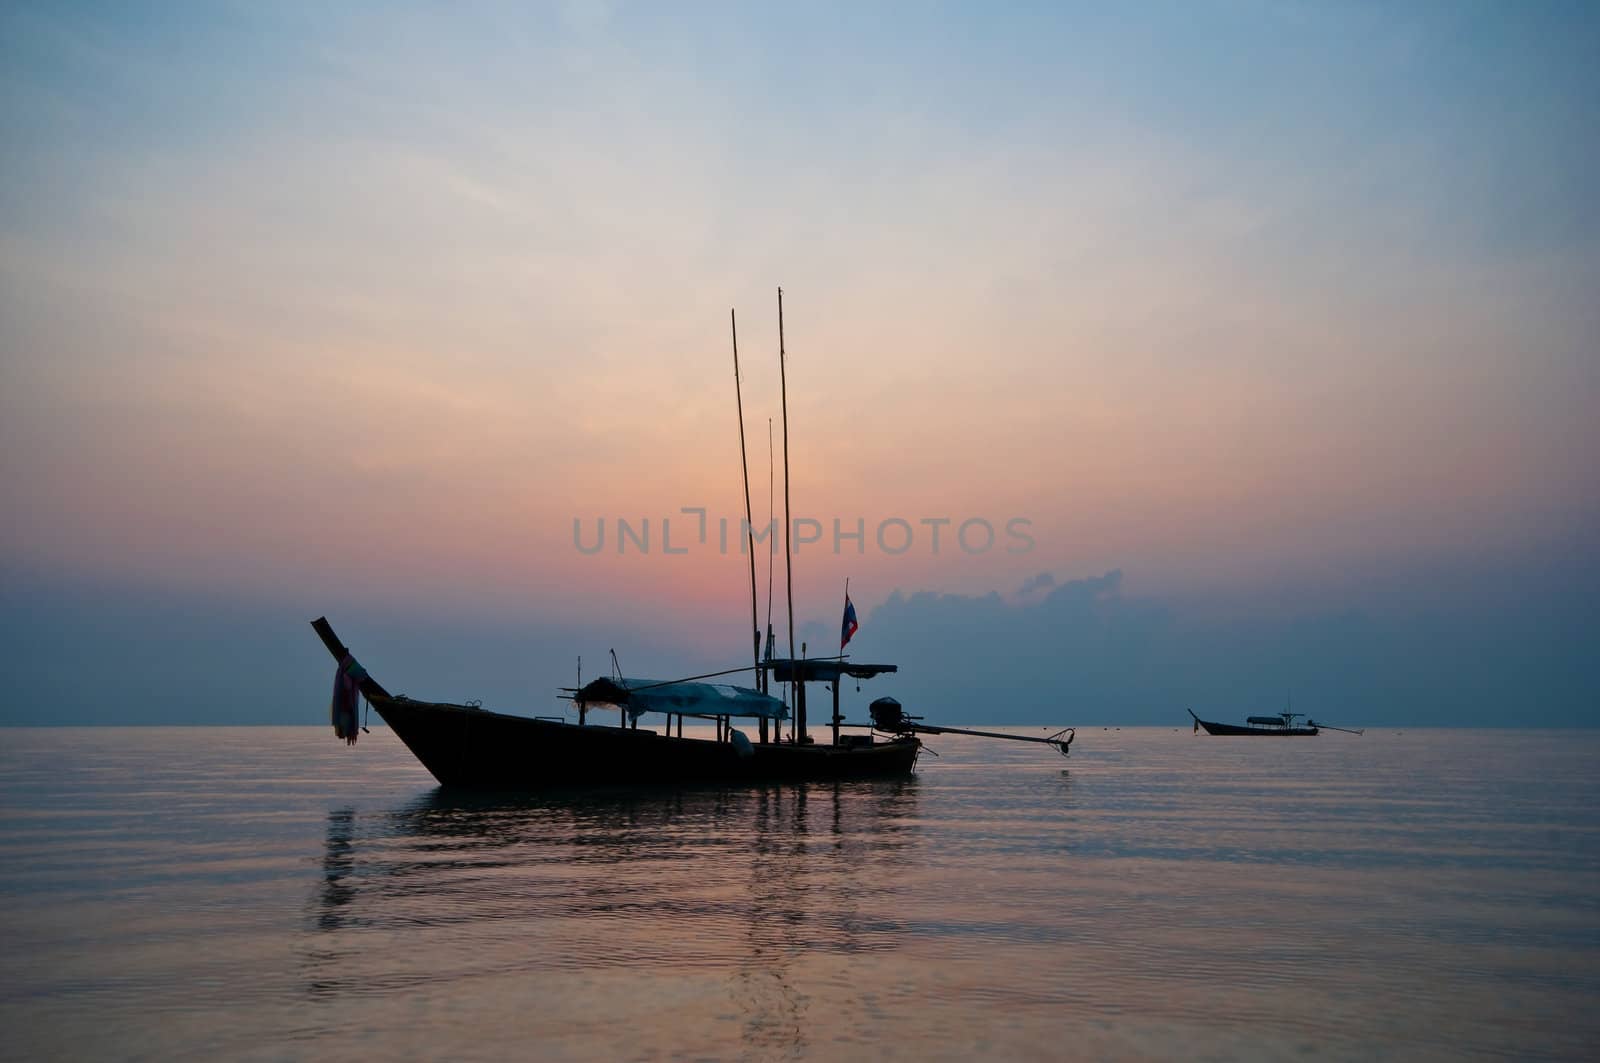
[
  {"left": 766, "top": 417, "right": 775, "bottom": 667},
  {"left": 730, "top": 310, "right": 765, "bottom": 743},
  {"left": 778, "top": 286, "right": 801, "bottom": 743}
]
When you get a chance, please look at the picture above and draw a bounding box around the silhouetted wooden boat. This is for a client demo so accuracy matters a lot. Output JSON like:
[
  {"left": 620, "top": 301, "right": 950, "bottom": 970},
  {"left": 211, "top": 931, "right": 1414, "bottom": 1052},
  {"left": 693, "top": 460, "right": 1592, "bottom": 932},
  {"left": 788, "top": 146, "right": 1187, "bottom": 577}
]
[
  {"left": 313, "top": 617, "right": 923, "bottom": 787},
  {"left": 1188, "top": 709, "right": 1319, "bottom": 736}
]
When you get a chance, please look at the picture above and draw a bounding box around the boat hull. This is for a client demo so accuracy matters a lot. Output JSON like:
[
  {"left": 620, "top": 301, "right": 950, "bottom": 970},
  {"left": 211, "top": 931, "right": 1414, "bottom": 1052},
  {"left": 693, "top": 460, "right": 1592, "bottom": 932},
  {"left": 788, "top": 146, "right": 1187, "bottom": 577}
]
[
  {"left": 1189, "top": 711, "right": 1318, "bottom": 737},
  {"left": 375, "top": 696, "right": 922, "bottom": 788}
]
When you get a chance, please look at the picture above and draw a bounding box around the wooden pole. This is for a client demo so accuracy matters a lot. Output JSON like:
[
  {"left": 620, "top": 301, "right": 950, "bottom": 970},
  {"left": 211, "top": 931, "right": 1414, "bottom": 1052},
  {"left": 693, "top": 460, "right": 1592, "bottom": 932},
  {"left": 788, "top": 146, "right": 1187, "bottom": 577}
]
[
  {"left": 832, "top": 578, "right": 849, "bottom": 745},
  {"left": 765, "top": 418, "right": 775, "bottom": 695},
  {"left": 731, "top": 309, "right": 767, "bottom": 745},
  {"left": 778, "top": 286, "right": 801, "bottom": 744}
]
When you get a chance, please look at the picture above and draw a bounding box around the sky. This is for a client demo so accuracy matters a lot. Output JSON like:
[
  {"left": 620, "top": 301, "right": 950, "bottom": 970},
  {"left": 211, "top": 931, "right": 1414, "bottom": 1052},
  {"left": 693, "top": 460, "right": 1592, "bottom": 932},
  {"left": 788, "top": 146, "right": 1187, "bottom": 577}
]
[{"left": 1, "top": 1, "right": 1596, "bottom": 726}]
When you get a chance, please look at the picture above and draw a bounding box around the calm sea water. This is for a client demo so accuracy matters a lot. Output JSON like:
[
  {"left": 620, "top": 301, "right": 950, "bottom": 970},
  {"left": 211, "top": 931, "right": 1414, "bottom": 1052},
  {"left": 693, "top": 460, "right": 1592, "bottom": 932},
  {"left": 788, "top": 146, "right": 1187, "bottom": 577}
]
[{"left": 1, "top": 726, "right": 1597, "bottom": 1061}]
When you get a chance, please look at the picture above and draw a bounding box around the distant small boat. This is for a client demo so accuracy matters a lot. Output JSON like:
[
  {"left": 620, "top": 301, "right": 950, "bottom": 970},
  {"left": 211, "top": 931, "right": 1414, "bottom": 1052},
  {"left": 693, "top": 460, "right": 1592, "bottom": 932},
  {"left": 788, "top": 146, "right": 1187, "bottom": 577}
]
[
  {"left": 1187, "top": 709, "right": 1364, "bottom": 736},
  {"left": 1188, "top": 709, "right": 1318, "bottom": 736}
]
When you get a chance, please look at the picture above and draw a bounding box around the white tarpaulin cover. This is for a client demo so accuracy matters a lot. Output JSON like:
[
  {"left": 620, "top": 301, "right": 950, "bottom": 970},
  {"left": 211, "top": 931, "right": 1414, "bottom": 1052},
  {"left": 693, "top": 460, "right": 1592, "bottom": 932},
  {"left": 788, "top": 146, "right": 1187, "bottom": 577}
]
[{"left": 577, "top": 677, "right": 789, "bottom": 721}]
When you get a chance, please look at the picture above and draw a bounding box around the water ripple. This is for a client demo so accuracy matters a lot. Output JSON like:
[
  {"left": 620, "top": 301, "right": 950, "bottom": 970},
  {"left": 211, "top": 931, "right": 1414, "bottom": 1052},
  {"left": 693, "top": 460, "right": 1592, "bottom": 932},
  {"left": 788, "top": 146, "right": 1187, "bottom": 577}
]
[{"left": 2, "top": 726, "right": 1597, "bottom": 1061}]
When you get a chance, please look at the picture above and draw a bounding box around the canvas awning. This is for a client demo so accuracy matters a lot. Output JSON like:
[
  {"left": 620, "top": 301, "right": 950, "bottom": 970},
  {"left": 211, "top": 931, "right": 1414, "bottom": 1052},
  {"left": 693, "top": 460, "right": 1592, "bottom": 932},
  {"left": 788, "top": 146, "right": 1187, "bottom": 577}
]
[
  {"left": 576, "top": 677, "right": 789, "bottom": 721},
  {"left": 765, "top": 659, "right": 898, "bottom": 683}
]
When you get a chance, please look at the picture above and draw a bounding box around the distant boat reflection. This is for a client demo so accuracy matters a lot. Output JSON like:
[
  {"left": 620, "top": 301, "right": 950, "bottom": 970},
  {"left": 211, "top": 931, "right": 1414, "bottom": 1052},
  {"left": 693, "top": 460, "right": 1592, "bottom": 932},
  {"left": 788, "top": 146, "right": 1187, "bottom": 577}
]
[{"left": 306, "top": 780, "right": 921, "bottom": 1053}]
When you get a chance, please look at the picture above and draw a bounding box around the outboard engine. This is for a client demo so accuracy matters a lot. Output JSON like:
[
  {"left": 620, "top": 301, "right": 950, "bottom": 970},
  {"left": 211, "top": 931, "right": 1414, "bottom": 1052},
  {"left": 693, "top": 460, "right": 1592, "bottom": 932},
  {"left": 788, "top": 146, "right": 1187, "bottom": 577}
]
[{"left": 869, "top": 697, "right": 907, "bottom": 732}]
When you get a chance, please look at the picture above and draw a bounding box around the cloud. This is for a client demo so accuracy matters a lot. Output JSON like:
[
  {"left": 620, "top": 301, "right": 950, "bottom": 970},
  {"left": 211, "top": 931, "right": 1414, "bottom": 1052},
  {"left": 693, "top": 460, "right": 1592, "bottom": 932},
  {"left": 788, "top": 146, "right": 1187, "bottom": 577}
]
[
  {"left": 1041, "top": 569, "right": 1120, "bottom": 607},
  {"left": 1014, "top": 571, "right": 1055, "bottom": 597},
  {"left": 2, "top": 553, "right": 1595, "bottom": 726},
  {"left": 852, "top": 565, "right": 1597, "bottom": 728}
]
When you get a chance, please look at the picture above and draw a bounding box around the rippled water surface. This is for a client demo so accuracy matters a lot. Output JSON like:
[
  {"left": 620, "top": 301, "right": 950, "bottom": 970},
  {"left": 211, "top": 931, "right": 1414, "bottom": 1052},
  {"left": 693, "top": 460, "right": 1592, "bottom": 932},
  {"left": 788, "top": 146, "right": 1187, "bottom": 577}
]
[{"left": 2, "top": 726, "right": 1597, "bottom": 1061}]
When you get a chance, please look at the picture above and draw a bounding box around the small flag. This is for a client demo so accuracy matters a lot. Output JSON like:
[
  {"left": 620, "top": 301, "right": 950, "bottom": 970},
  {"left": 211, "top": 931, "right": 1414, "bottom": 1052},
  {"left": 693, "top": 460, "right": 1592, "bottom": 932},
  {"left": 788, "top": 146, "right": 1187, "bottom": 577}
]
[{"left": 840, "top": 594, "right": 859, "bottom": 650}]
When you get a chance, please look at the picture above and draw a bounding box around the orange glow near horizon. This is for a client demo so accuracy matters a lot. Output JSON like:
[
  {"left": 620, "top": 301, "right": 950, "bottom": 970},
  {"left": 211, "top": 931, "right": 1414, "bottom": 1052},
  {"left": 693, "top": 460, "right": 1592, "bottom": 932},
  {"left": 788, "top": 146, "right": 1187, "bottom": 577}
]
[{"left": 2, "top": 3, "right": 1595, "bottom": 642}]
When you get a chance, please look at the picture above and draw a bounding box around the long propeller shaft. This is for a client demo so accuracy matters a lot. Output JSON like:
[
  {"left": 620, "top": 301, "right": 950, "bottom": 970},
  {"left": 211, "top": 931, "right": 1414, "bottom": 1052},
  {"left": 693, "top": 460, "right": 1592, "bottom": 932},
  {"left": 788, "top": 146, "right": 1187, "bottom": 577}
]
[
  {"left": 1310, "top": 720, "right": 1365, "bottom": 735},
  {"left": 875, "top": 721, "right": 1075, "bottom": 757}
]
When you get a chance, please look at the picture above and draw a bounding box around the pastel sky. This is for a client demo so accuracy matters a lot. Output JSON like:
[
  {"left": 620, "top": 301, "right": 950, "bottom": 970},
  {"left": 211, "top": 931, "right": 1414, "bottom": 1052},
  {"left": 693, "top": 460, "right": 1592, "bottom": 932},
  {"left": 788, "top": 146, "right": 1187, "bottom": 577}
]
[{"left": 2, "top": 2, "right": 1596, "bottom": 724}]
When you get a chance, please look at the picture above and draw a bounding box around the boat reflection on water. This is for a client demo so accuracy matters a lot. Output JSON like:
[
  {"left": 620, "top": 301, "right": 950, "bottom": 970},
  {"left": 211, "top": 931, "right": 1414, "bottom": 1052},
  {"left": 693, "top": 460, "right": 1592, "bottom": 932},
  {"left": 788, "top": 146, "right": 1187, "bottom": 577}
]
[
  {"left": 315, "top": 807, "right": 359, "bottom": 934},
  {"left": 306, "top": 780, "right": 921, "bottom": 1056}
]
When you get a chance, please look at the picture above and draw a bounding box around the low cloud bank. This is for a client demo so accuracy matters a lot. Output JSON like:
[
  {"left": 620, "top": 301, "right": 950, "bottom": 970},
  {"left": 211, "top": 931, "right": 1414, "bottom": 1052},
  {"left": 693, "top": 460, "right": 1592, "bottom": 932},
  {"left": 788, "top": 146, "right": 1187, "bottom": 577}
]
[
  {"left": 3, "top": 557, "right": 1594, "bottom": 726},
  {"left": 852, "top": 567, "right": 1595, "bottom": 728}
]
